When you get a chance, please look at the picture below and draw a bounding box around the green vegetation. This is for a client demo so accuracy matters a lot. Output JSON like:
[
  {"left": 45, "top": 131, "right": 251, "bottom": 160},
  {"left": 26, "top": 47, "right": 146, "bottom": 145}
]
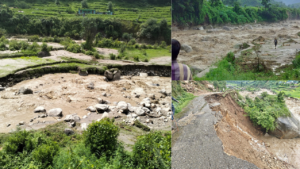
[
  {"left": 172, "top": 0, "right": 300, "bottom": 26},
  {"left": 238, "top": 91, "right": 290, "bottom": 132},
  {"left": 227, "top": 80, "right": 300, "bottom": 99},
  {"left": 172, "top": 81, "right": 196, "bottom": 115},
  {"left": 0, "top": 118, "right": 171, "bottom": 168},
  {"left": 195, "top": 51, "right": 300, "bottom": 80}
]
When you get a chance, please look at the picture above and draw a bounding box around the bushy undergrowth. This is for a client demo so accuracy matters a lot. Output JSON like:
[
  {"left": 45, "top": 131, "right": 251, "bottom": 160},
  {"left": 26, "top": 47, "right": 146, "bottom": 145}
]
[
  {"left": 0, "top": 119, "right": 171, "bottom": 169},
  {"left": 241, "top": 92, "right": 290, "bottom": 132},
  {"left": 172, "top": 81, "right": 196, "bottom": 114}
]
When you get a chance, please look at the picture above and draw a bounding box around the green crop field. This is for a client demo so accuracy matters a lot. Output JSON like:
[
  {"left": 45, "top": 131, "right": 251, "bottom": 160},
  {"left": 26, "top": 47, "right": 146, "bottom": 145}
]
[{"left": 0, "top": 0, "right": 171, "bottom": 24}]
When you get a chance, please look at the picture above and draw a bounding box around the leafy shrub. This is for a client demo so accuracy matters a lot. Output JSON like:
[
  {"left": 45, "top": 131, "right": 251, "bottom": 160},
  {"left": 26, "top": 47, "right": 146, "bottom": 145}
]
[
  {"left": 32, "top": 143, "right": 59, "bottom": 167},
  {"left": 85, "top": 50, "right": 93, "bottom": 55},
  {"left": 244, "top": 92, "right": 290, "bottom": 132},
  {"left": 0, "top": 28, "right": 7, "bottom": 37},
  {"left": 27, "top": 42, "right": 40, "bottom": 52},
  {"left": 298, "top": 32, "right": 300, "bottom": 37},
  {"left": 160, "top": 41, "right": 167, "bottom": 48},
  {"left": 241, "top": 43, "right": 250, "bottom": 49},
  {"left": 66, "top": 7, "right": 74, "bottom": 14},
  {"left": 0, "top": 42, "right": 6, "bottom": 51},
  {"left": 83, "top": 118, "right": 119, "bottom": 157},
  {"left": 153, "top": 42, "right": 158, "bottom": 49},
  {"left": 141, "top": 49, "right": 147, "bottom": 56},
  {"left": 122, "top": 32, "right": 131, "bottom": 42},
  {"left": 128, "top": 39, "right": 136, "bottom": 45},
  {"left": 110, "top": 53, "right": 116, "bottom": 60},
  {"left": 124, "top": 56, "right": 129, "bottom": 60},
  {"left": 225, "top": 51, "right": 235, "bottom": 64},
  {"left": 15, "top": 1, "right": 31, "bottom": 9},
  {"left": 0, "top": 36, "right": 8, "bottom": 44},
  {"left": 135, "top": 44, "right": 139, "bottom": 48},
  {"left": 147, "top": 45, "right": 152, "bottom": 49},
  {"left": 141, "top": 44, "right": 147, "bottom": 49},
  {"left": 143, "top": 58, "right": 149, "bottom": 62},
  {"left": 81, "top": 0, "right": 88, "bottom": 8},
  {"left": 9, "top": 40, "right": 21, "bottom": 51},
  {"left": 119, "top": 44, "right": 126, "bottom": 53},
  {"left": 292, "top": 53, "right": 300, "bottom": 68},
  {"left": 28, "top": 35, "right": 40, "bottom": 42},
  {"left": 134, "top": 56, "right": 139, "bottom": 62},
  {"left": 41, "top": 43, "right": 48, "bottom": 52},
  {"left": 20, "top": 41, "right": 29, "bottom": 50},
  {"left": 132, "top": 132, "right": 171, "bottom": 168},
  {"left": 66, "top": 43, "right": 81, "bottom": 53},
  {"left": 134, "top": 120, "right": 150, "bottom": 131}
]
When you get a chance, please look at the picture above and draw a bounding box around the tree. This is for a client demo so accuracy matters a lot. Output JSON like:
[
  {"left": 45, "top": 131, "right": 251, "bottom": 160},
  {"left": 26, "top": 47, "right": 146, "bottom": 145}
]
[
  {"left": 210, "top": 0, "right": 222, "bottom": 7},
  {"left": 107, "top": 1, "right": 113, "bottom": 12},
  {"left": 262, "top": 0, "right": 271, "bottom": 9},
  {"left": 81, "top": 17, "right": 97, "bottom": 50},
  {"left": 81, "top": 0, "right": 88, "bottom": 8},
  {"left": 122, "top": 32, "right": 131, "bottom": 42},
  {"left": 55, "top": 0, "right": 59, "bottom": 5}
]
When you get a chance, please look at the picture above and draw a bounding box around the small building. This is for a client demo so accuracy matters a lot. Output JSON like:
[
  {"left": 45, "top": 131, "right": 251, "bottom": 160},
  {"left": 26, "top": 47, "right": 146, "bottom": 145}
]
[
  {"left": 78, "top": 8, "right": 113, "bottom": 15},
  {"left": 78, "top": 8, "right": 96, "bottom": 15}
]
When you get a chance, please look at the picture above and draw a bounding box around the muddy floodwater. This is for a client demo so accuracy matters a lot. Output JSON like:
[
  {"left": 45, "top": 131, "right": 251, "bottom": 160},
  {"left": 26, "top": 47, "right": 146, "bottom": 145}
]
[
  {"left": 172, "top": 20, "right": 300, "bottom": 77},
  {"left": 0, "top": 73, "right": 171, "bottom": 133}
]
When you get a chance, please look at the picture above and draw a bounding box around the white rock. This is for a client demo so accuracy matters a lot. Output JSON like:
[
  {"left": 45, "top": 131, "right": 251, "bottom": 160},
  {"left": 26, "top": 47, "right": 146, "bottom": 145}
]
[
  {"left": 34, "top": 106, "right": 46, "bottom": 113},
  {"left": 97, "top": 98, "right": 103, "bottom": 103},
  {"left": 81, "top": 123, "right": 88, "bottom": 130},
  {"left": 97, "top": 112, "right": 109, "bottom": 121},
  {"left": 87, "top": 106, "right": 96, "bottom": 112},
  {"left": 140, "top": 73, "right": 148, "bottom": 77},
  {"left": 83, "top": 115, "right": 87, "bottom": 119},
  {"left": 19, "top": 121, "right": 24, "bottom": 125},
  {"left": 95, "top": 104, "right": 109, "bottom": 111},
  {"left": 131, "top": 113, "right": 138, "bottom": 118},
  {"left": 117, "top": 101, "right": 128, "bottom": 111},
  {"left": 48, "top": 108, "right": 63, "bottom": 117},
  {"left": 64, "top": 114, "right": 81, "bottom": 122}
]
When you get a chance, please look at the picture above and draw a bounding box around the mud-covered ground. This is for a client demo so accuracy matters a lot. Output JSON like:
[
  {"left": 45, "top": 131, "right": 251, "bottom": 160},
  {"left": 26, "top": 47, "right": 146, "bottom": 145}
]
[
  {"left": 172, "top": 20, "right": 300, "bottom": 77},
  {"left": 0, "top": 73, "right": 171, "bottom": 134}
]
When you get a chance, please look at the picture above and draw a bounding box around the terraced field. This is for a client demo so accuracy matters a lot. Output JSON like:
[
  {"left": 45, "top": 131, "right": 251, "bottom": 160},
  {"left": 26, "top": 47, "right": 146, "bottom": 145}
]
[{"left": 2, "top": 1, "right": 171, "bottom": 24}]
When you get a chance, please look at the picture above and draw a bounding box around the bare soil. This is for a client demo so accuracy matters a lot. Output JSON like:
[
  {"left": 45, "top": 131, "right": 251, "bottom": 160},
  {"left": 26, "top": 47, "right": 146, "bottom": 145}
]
[
  {"left": 96, "top": 48, "right": 119, "bottom": 56},
  {"left": 0, "top": 73, "right": 171, "bottom": 133},
  {"left": 209, "top": 93, "right": 297, "bottom": 169}
]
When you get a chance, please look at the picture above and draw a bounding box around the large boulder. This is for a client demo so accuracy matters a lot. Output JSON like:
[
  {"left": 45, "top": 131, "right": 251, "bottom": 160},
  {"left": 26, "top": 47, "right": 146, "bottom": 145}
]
[
  {"left": 64, "top": 114, "right": 81, "bottom": 122},
  {"left": 135, "top": 106, "right": 150, "bottom": 116},
  {"left": 181, "top": 44, "right": 193, "bottom": 53},
  {"left": 117, "top": 101, "right": 128, "bottom": 111},
  {"left": 97, "top": 112, "right": 109, "bottom": 121},
  {"left": 48, "top": 108, "right": 62, "bottom": 117},
  {"left": 269, "top": 112, "right": 300, "bottom": 139},
  {"left": 18, "top": 87, "right": 33, "bottom": 95},
  {"left": 34, "top": 106, "right": 46, "bottom": 113},
  {"left": 104, "top": 68, "right": 121, "bottom": 81},
  {"left": 64, "top": 128, "right": 74, "bottom": 135},
  {"left": 95, "top": 104, "right": 109, "bottom": 111},
  {"left": 87, "top": 106, "right": 96, "bottom": 112},
  {"left": 223, "top": 26, "right": 231, "bottom": 31},
  {"left": 81, "top": 123, "right": 88, "bottom": 130},
  {"left": 140, "top": 98, "right": 151, "bottom": 108}
]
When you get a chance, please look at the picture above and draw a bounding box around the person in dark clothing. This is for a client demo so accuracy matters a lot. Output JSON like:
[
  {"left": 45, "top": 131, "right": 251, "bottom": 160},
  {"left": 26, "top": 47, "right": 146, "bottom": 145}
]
[{"left": 274, "top": 38, "right": 278, "bottom": 49}]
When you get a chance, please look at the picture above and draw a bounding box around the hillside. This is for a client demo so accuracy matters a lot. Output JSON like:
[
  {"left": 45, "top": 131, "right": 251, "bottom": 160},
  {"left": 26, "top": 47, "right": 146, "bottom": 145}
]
[{"left": 0, "top": 0, "right": 171, "bottom": 24}]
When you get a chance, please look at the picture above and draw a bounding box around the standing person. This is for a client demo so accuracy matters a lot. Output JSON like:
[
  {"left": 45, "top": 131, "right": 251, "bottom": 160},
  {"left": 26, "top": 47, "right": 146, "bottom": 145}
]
[
  {"left": 274, "top": 38, "right": 278, "bottom": 49},
  {"left": 172, "top": 39, "right": 193, "bottom": 80},
  {"left": 172, "top": 96, "right": 179, "bottom": 130}
]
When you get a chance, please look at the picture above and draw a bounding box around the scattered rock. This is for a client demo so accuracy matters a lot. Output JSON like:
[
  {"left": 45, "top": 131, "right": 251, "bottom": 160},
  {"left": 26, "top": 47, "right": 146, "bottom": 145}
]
[
  {"left": 87, "top": 82, "right": 94, "bottom": 89},
  {"left": 64, "top": 128, "right": 74, "bottom": 135},
  {"left": 37, "top": 51, "right": 50, "bottom": 57},
  {"left": 30, "top": 119, "right": 34, "bottom": 122},
  {"left": 117, "top": 101, "right": 128, "bottom": 111},
  {"left": 97, "top": 112, "right": 109, "bottom": 121},
  {"left": 48, "top": 108, "right": 63, "bottom": 117},
  {"left": 135, "top": 106, "right": 150, "bottom": 116},
  {"left": 81, "top": 123, "right": 88, "bottom": 130},
  {"left": 205, "top": 25, "right": 213, "bottom": 29},
  {"left": 95, "top": 104, "right": 109, "bottom": 111},
  {"left": 34, "top": 106, "right": 46, "bottom": 113},
  {"left": 87, "top": 106, "right": 96, "bottom": 112},
  {"left": 140, "top": 73, "right": 148, "bottom": 77},
  {"left": 223, "top": 26, "right": 231, "bottom": 31},
  {"left": 83, "top": 115, "right": 87, "bottom": 119},
  {"left": 102, "top": 92, "right": 107, "bottom": 97},
  {"left": 0, "top": 87, "right": 5, "bottom": 91},
  {"left": 210, "top": 103, "right": 221, "bottom": 108},
  {"left": 246, "top": 25, "right": 253, "bottom": 30},
  {"left": 69, "top": 121, "right": 76, "bottom": 127},
  {"left": 181, "top": 44, "right": 193, "bottom": 53},
  {"left": 38, "top": 114, "right": 47, "bottom": 118},
  {"left": 78, "top": 69, "right": 88, "bottom": 76},
  {"left": 7, "top": 124, "right": 11, "bottom": 127},
  {"left": 97, "top": 98, "right": 104, "bottom": 103},
  {"left": 64, "top": 114, "right": 81, "bottom": 122},
  {"left": 19, "top": 121, "right": 24, "bottom": 125},
  {"left": 104, "top": 68, "right": 121, "bottom": 81},
  {"left": 18, "top": 87, "right": 33, "bottom": 95}
]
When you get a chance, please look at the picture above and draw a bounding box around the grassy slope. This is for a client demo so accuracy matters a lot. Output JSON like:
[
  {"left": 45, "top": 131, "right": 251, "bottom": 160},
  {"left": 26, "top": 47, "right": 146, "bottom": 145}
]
[{"left": 1, "top": 0, "right": 171, "bottom": 24}]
